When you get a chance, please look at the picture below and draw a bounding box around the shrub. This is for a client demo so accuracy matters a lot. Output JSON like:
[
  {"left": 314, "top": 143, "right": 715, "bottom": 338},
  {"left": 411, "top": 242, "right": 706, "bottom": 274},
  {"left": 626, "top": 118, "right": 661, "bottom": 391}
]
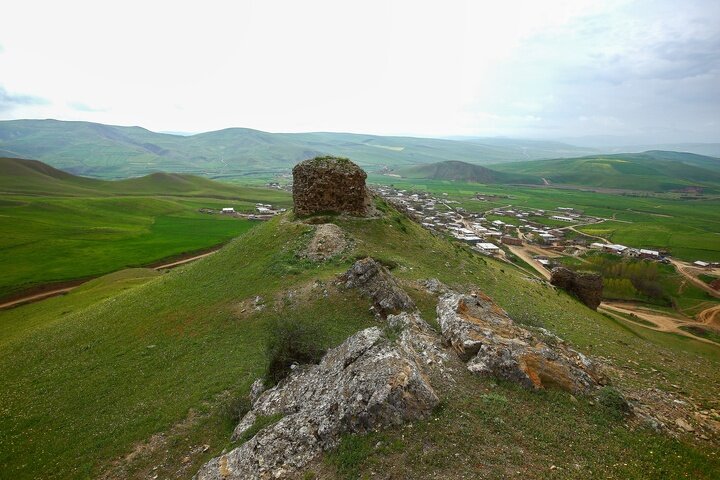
[
  {"left": 264, "top": 317, "right": 329, "bottom": 385},
  {"left": 221, "top": 394, "right": 251, "bottom": 425},
  {"left": 597, "top": 386, "right": 630, "bottom": 420}
]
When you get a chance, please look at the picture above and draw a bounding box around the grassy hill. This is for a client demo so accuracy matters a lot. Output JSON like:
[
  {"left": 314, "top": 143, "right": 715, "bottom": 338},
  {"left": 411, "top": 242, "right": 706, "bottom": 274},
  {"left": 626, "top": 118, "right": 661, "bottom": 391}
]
[
  {"left": 0, "top": 119, "right": 598, "bottom": 178},
  {"left": 0, "top": 158, "right": 291, "bottom": 297},
  {"left": 396, "top": 160, "right": 543, "bottom": 184},
  {"left": 0, "top": 200, "right": 718, "bottom": 479},
  {"left": 490, "top": 151, "right": 720, "bottom": 192}
]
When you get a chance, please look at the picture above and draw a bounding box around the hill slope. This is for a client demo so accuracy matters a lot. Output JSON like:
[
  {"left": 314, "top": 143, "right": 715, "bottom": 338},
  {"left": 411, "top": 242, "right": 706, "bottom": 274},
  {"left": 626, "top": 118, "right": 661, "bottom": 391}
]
[
  {"left": 0, "top": 119, "right": 598, "bottom": 178},
  {"left": 397, "top": 160, "right": 543, "bottom": 184},
  {"left": 0, "top": 157, "right": 281, "bottom": 198},
  {"left": 0, "top": 201, "right": 718, "bottom": 479},
  {"left": 0, "top": 158, "right": 291, "bottom": 296},
  {"left": 491, "top": 151, "right": 720, "bottom": 192}
]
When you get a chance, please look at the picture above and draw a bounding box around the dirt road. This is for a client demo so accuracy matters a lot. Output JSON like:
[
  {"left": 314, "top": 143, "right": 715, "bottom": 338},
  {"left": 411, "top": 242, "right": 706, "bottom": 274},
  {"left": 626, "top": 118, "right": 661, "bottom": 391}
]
[
  {"left": 669, "top": 259, "right": 720, "bottom": 299},
  {"left": 0, "top": 249, "right": 219, "bottom": 310},
  {"left": 697, "top": 304, "right": 720, "bottom": 329},
  {"left": 507, "top": 245, "right": 551, "bottom": 280},
  {"left": 599, "top": 301, "right": 719, "bottom": 346}
]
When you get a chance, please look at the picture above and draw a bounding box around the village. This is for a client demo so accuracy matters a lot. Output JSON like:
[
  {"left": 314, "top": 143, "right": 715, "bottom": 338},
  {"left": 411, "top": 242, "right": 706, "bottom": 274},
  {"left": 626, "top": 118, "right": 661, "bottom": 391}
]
[
  {"left": 199, "top": 203, "right": 287, "bottom": 220},
  {"left": 372, "top": 185, "right": 720, "bottom": 275}
]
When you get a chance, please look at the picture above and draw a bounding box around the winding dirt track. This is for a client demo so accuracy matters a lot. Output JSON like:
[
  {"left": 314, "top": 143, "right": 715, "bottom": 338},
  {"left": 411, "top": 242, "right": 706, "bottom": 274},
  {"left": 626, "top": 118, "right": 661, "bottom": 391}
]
[
  {"left": 0, "top": 250, "right": 219, "bottom": 311},
  {"left": 697, "top": 304, "right": 720, "bottom": 329},
  {"left": 669, "top": 259, "right": 720, "bottom": 299},
  {"left": 599, "top": 301, "right": 719, "bottom": 346}
]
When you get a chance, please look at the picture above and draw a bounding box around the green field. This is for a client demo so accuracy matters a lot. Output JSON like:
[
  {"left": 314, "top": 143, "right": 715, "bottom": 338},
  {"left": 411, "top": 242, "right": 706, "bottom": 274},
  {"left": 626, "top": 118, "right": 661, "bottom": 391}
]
[
  {"left": 490, "top": 151, "right": 720, "bottom": 193},
  {"left": 0, "top": 158, "right": 291, "bottom": 297},
  {"left": 0, "top": 202, "right": 718, "bottom": 479},
  {"left": 370, "top": 175, "right": 720, "bottom": 262}
]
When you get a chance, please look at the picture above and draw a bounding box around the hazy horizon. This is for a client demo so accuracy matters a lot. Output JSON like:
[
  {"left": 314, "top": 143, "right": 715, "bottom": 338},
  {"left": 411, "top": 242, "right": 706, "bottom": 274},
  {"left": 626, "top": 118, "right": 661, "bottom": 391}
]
[{"left": 2, "top": 0, "right": 719, "bottom": 143}]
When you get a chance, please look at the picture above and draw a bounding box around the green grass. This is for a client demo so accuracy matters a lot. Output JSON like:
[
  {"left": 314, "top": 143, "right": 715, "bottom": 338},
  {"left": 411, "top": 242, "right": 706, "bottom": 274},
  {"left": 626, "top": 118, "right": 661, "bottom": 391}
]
[
  {"left": 0, "top": 205, "right": 718, "bottom": 479},
  {"left": 0, "top": 158, "right": 292, "bottom": 297},
  {"left": 323, "top": 375, "right": 719, "bottom": 479},
  {"left": 490, "top": 151, "right": 720, "bottom": 193}
]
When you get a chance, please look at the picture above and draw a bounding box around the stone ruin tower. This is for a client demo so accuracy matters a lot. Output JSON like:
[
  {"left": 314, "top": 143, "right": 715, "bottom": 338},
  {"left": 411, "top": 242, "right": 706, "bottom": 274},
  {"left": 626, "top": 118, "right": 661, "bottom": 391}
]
[{"left": 292, "top": 156, "right": 372, "bottom": 216}]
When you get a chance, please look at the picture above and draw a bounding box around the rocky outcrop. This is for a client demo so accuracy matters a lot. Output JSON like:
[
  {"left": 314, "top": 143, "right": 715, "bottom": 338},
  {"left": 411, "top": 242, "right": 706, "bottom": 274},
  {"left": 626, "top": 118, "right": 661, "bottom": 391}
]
[
  {"left": 339, "top": 258, "right": 416, "bottom": 318},
  {"left": 292, "top": 156, "right": 373, "bottom": 216},
  {"left": 437, "top": 291, "right": 605, "bottom": 394},
  {"left": 550, "top": 267, "right": 603, "bottom": 310},
  {"left": 303, "top": 223, "right": 348, "bottom": 261},
  {"left": 194, "top": 327, "right": 438, "bottom": 480}
]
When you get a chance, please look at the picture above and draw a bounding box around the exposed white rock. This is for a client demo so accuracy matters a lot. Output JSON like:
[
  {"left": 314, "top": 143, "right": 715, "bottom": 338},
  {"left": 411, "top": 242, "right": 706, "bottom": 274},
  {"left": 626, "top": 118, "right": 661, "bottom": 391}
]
[
  {"left": 437, "top": 291, "right": 605, "bottom": 394},
  {"left": 339, "top": 258, "right": 416, "bottom": 317},
  {"left": 194, "top": 327, "right": 438, "bottom": 480}
]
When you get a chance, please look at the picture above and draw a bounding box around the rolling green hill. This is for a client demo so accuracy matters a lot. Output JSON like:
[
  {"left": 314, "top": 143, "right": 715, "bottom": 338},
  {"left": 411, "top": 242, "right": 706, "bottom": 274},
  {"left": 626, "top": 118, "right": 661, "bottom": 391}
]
[
  {"left": 0, "top": 201, "right": 718, "bottom": 479},
  {"left": 396, "top": 160, "right": 543, "bottom": 184},
  {"left": 0, "top": 158, "right": 291, "bottom": 297},
  {"left": 491, "top": 151, "right": 720, "bottom": 192},
  {"left": 0, "top": 119, "right": 598, "bottom": 178},
  {"left": 0, "top": 157, "right": 285, "bottom": 200}
]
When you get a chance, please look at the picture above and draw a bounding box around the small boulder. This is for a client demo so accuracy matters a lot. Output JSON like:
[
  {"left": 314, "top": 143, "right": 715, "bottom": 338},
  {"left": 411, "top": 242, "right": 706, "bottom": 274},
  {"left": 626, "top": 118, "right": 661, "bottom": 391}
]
[
  {"left": 550, "top": 267, "right": 603, "bottom": 310},
  {"left": 340, "top": 258, "right": 416, "bottom": 318}
]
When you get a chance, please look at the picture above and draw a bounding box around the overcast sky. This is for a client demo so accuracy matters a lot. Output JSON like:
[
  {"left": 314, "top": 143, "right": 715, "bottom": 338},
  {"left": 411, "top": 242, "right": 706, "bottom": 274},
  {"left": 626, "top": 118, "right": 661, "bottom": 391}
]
[{"left": 1, "top": 0, "right": 718, "bottom": 142}]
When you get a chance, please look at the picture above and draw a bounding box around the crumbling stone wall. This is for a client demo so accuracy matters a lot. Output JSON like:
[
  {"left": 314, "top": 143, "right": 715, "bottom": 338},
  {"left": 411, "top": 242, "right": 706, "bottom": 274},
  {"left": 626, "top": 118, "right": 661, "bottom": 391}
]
[
  {"left": 292, "top": 156, "right": 372, "bottom": 216},
  {"left": 550, "top": 266, "right": 603, "bottom": 310}
]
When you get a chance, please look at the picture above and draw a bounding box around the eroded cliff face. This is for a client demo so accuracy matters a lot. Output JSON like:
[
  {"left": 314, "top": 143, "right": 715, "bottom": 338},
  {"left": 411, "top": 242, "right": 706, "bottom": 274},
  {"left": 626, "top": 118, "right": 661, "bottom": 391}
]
[
  {"left": 550, "top": 266, "right": 603, "bottom": 310},
  {"left": 292, "top": 157, "right": 373, "bottom": 216}
]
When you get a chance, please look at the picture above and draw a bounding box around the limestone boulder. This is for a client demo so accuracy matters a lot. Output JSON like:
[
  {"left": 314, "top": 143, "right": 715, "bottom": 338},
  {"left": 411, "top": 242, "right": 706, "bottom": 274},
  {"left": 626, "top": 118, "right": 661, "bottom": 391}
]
[
  {"left": 437, "top": 291, "right": 605, "bottom": 394},
  {"left": 194, "top": 327, "right": 438, "bottom": 480},
  {"left": 339, "top": 258, "right": 416, "bottom": 318}
]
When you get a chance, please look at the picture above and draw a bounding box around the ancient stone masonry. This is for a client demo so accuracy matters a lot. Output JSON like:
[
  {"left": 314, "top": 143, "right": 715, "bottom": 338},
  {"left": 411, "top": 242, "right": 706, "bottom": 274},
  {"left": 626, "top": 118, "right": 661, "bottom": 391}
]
[
  {"left": 437, "top": 291, "right": 606, "bottom": 394},
  {"left": 550, "top": 266, "right": 603, "bottom": 310},
  {"left": 193, "top": 327, "right": 439, "bottom": 480},
  {"left": 339, "top": 258, "right": 416, "bottom": 318},
  {"left": 292, "top": 156, "right": 373, "bottom": 216}
]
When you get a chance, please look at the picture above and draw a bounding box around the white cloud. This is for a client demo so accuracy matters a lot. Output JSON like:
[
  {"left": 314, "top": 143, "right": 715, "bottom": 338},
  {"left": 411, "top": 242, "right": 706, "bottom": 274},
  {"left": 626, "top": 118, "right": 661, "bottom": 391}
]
[{"left": 0, "top": 0, "right": 718, "bottom": 142}]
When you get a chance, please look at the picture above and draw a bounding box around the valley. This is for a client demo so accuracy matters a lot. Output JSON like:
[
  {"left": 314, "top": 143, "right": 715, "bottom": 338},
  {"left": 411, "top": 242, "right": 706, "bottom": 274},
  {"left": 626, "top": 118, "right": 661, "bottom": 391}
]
[
  {"left": 0, "top": 158, "right": 291, "bottom": 299},
  {"left": 0, "top": 148, "right": 719, "bottom": 479}
]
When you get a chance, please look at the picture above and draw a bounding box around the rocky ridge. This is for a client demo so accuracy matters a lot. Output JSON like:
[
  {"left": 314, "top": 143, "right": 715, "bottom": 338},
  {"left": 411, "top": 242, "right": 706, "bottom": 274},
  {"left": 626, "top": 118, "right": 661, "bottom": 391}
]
[
  {"left": 437, "top": 290, "right": 606, "bottom": 394},
  {"left": 195, "top": 258, "right": 614, "bottom": 479}
]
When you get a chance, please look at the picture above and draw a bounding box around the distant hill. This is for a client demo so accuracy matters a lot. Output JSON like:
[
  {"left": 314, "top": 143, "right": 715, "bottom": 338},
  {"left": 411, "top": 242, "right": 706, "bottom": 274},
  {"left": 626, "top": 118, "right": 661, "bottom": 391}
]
[
  {"left": 0, "top": 119, "right": 598, "bottom": 179},
  {"left": 396, "top": 160, "right": 543, "bottom": 185},
  {"left": 490, "top": 151, "right": 720, "bottom": 192},
  {"left": 0, "top": 157, "right": 275, "bottom": 198}
]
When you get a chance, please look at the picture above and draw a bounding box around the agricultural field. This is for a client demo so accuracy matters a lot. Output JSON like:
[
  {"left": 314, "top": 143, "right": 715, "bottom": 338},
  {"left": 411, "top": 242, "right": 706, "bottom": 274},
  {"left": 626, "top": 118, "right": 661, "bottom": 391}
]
[
  {"left": 368, "top": 175, "right": 720, "bottom": 262},
  {"left": 0, "top": 158, "right": 291, "bottom": 298}
]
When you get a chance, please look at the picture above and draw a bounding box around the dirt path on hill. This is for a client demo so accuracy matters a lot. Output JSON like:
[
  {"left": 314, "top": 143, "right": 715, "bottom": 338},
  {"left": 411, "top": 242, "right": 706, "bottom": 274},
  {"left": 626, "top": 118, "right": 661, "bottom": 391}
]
[
  {"left": 669, "top": 259, "right": 720, "bottom": 299},
  {"left": 599, "top": 301, "right": 719, "bottom": 346},
  {"left": 697, "top": 304, "right": 720, "bottom": 329},
  {"left": 507, "top": 245, "right": 551, "bottom": 280},
  {"left": 0, "top": 249, "right": 220, "bottom": 311}
]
